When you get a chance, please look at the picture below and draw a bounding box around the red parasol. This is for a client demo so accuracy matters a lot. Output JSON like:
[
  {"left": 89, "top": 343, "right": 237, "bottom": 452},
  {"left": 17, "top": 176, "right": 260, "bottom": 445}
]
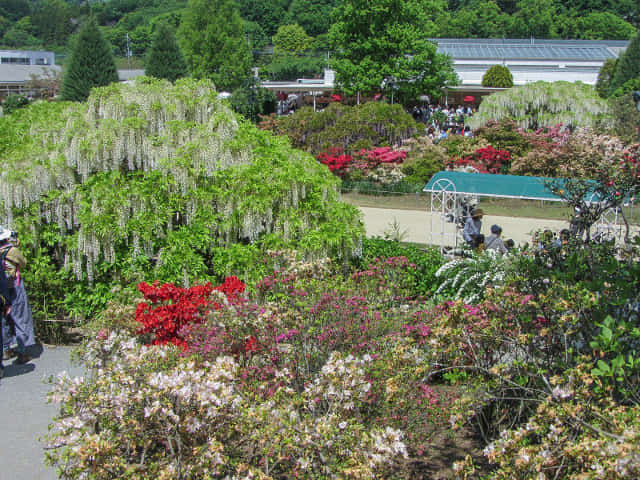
[{"left": 463, "top": 95, "right": 475, "bottom": 103}]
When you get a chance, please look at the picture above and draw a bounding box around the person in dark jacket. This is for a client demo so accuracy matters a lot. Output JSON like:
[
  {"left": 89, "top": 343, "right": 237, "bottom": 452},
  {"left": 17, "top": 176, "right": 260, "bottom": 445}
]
[
  {"left": 0, "top": 227, "right": 34, "bottom": 365},
  {"left": 0, "top": 231, "right": 10, "bottom": 379}
]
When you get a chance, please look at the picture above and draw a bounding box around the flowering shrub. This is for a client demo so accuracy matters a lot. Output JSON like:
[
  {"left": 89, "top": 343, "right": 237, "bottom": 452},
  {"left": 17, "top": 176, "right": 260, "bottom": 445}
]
[
  {"left": 455, "top": 363, "right": 640, "bottom": 479},
  {"left": 316, "top": 146, "right": 353, "bottom": 176},
  {"left": 45, "top": 333, "right": 411, "bottom": 479},
  {"left": 448, "top": 145, "right": 511, "bottom": 174},
  {"left": 135, "top": 277, "right": 245, "bottom": 348},
  {"left": 435, "top": 249, "right": 512, "bottom": 304},
  {"left": 47, "top": 227, "right": 640, "bottom": 478}
]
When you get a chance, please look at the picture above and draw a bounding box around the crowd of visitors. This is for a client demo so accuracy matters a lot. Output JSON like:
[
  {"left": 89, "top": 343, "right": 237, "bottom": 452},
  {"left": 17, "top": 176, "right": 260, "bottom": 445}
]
[
  {"left": 0, "top": 226, "right": 35, "bottom": 380},
  {"left": 410, "top": 104, "right": 475, "bottom": 140}
]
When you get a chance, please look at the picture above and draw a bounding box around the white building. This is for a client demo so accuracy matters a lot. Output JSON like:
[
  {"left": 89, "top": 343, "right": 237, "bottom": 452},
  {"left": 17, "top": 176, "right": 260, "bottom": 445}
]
[
  {"left": 0, "top": 50, "right": 61, "bottom": 97},
  {"left": 435, "top": 38, "right": 628, "bottom": 104}
]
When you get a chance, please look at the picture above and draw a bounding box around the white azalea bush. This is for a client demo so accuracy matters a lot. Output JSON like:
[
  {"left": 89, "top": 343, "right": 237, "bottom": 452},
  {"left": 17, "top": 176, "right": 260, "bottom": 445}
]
[
  {"left": 435, "top": 249, "right": 512, "bottom": 304},
  {"left": 45, "top": 333, "right": 408, "bottom": 479}
]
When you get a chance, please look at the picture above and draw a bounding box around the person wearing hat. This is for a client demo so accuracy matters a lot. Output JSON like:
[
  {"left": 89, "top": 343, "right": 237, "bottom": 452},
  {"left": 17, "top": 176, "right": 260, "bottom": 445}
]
[
  {"left": 485, "top": 225, "right": 508, "bottom": 254},
  {"left": 0, "top": 227, "right": 34, "bottom": 364},
  {"left": 462, "top": 208, "right": 484, "bottom": 248}
]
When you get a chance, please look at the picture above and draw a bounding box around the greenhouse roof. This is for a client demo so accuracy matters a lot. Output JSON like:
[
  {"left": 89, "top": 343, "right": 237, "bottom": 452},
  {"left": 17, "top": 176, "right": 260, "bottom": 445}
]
[
  {"left": 433, "top": 39, "right": 627, "bottom": 61},
  {"left": 423, "top": 171, "right": 568, "bottom": 201}
]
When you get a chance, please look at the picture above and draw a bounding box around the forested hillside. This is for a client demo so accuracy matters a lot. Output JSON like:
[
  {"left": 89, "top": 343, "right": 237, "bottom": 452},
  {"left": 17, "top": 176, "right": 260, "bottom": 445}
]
[{"left": 0, "top": 0, "right": 636, "bottom": 58}]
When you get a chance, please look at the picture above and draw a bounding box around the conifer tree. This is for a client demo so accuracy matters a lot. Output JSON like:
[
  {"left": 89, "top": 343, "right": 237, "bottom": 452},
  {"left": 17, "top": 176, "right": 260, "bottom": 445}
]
[
  {"left": 60, "top": 19, "right": 119, "bottom": 102},
  {"left": 145, "top": 23, "right": 188, "bottom": 82},
  {"left": 609, "top": 32, "right": 640, "bottom": 95},
  {"left": 178, "top": 0, "right": 252, "bottom": 92}
]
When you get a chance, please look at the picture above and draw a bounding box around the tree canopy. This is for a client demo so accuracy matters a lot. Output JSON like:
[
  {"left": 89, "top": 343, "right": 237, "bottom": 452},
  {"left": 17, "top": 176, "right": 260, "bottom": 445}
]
[
  {"left": 328, "top": 0, "right": 458, "bottom": 101},
  {"left": 482, "top": 64, "right": 514, "bottom": 88},
  {"left": 0, "top": 77, "right": 362, "bottom": 314},
  {"left": 178, "top": 0, "right": 252, "bottom": 92},
  {"left": 60, "top": 18, "right": 119, "bottom": 102},
  {"left": 145, "top": 22, "right": 188, "bottom": 82},
  {"left": 609, "top": 31, "right": 640, "bottom": 96}
]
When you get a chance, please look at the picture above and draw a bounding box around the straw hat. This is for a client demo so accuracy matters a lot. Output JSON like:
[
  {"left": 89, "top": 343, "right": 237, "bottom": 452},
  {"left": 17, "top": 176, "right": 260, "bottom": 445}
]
[{"left": 471, "top": 208, "right": 484, "bottom": 218}]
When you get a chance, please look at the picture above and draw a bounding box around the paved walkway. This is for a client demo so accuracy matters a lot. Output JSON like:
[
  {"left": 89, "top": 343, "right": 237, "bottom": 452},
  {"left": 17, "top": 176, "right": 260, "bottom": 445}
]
[
  {"left": 359, "top": 206, "right": 572, "bottom": 247},
  {"left": 0, "top": 345, "right": 81, "bottom": 480}
]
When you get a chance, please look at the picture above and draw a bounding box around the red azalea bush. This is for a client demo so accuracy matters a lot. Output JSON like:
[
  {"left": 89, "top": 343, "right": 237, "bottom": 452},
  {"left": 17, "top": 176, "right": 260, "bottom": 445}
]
[
  {"left": 448, "top": 145, "right": 511, "bottom": 174},
  {"left": 135, "top": 276, "right": 245, "bottom": 348},
  {"left": 319, "top": 146, "right": 408, "bottom": 180},
  {"left": 316, "top": 146, "right": 353, "bottom": 176}
]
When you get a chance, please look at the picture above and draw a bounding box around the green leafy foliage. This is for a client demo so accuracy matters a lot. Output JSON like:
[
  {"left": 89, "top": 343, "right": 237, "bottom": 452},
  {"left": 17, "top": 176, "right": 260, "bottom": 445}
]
[
  {"left": 178, "top": 0, "right": 251, "bottom": 91},
  {"left": 145, "top": 22, "right": 188, "bottom": 82},
  {"left": 1, "top": 93, "right": 29, "bottom": 114},
  {"left": 609, "top": 31, "right": 640, "bottom": 95},
  {"left": 60, "top": 18, "right": 119, "bottom": 102},
  {"left": 360, "top": 236, "right": 445, "bottom": 295},
  {"left": 481, "top": 64, "right": 513, "bottom": 88},
  {"left": 262, "top": 52, "right": 325, "bottom": 81},
  {"left": 0, "top": 77, "right": 363, "bottom": 319},
  {"left": 260, "top": 101, "right": 419, "bottom": 154},
  {"left": 328, "top": 0, "right": 458, "bottom": 101},
  {"left": 230, "top": 77, "right": 277, "bottom": 123},
  {"left": 272, "top": 23, "right": 313, "bottom": 54},
  {"left": 399, "top": 137, "right": 448, "bottom": 185}
]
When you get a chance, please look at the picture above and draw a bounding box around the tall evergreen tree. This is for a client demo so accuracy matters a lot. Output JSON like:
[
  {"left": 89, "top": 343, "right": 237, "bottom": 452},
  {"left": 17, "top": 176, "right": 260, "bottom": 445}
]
[
  {"left": 60, "top": 19, "right": 118, "bottom": 102},
  {"left": 145, "top": 23, "right": 188, "bottom": 82},
  {"left": 178, "top": 0, "right": 251, "bottom": 92},
  {"left": 609, "top": 32, "right": 640, "bottom": 95}
]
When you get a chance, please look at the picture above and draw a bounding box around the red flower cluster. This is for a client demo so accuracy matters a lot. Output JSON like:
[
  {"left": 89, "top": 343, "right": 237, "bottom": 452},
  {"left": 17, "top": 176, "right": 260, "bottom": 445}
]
[
  {"left": 135, "top": 277, "right": 246, "bottom": 349},
  {"left": 448, "top": 145, "right": 511, "bottom": 174},
  {"left": 355, "top": 147, "right": 407, "bottom": 166},
  {"left": 317, "top": 147, "right": 353, "bottom": 176}
]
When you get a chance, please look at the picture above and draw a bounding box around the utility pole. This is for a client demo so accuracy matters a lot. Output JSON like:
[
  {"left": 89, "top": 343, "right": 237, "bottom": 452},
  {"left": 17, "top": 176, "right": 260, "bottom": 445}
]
[{"left": 126, "top": 33, "right": 132, "bottom": 69}]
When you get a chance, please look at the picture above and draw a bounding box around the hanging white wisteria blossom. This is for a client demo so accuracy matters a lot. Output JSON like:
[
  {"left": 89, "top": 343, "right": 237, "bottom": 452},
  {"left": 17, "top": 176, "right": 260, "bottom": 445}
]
[
  {"left": 0, "top": 77, "right": 363, "bottom": 285},
  {"left": 467, "top": 81, "right": 613, "bottom": 131}
]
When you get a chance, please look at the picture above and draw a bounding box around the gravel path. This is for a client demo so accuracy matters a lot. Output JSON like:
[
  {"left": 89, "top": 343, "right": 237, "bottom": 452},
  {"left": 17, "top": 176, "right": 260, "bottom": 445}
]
[{"left": 0, "top": 345, "right": 81, "bottom": 480}]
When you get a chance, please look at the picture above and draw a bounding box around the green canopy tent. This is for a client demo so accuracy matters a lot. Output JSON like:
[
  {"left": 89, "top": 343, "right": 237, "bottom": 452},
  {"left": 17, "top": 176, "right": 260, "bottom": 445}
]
[{"left": 423, "top": 171, "right": 620, "bottom": 248}]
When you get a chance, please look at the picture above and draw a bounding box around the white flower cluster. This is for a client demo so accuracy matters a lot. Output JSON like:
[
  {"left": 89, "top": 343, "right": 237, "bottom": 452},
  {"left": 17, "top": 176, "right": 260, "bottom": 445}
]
[
  {"left": 305, "top": 352, "right": 373, "bottom": 414},
  {"left": 46, "top": 332, "right": 240, "bottom": 477},
  {"left": 435, "top": 249, "right": 509, "bottom": 303}
]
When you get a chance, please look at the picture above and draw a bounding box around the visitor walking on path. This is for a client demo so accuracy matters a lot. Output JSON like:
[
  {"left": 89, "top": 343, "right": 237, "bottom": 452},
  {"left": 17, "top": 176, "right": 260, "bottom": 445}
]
[{"left": 1, "top": 227, "right": 35, "bottom": 365}]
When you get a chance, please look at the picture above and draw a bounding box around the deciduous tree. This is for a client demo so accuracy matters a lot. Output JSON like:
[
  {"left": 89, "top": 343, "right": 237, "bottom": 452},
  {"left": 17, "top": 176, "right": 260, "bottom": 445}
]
[{"left": 328, "top": 0, "right": 457, "bottom": 103}]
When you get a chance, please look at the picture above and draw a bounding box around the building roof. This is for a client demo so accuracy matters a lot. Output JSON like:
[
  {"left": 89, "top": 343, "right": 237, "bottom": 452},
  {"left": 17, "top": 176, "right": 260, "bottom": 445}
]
[
  {"left": 118, "top": 69, "right": 145, "bottom": 81},
  {"left": 0, "top": 64, "right": 61, "bottom": 84},
  {"left": 434, "top": 38, "right": 627, "bottom": 62}
]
